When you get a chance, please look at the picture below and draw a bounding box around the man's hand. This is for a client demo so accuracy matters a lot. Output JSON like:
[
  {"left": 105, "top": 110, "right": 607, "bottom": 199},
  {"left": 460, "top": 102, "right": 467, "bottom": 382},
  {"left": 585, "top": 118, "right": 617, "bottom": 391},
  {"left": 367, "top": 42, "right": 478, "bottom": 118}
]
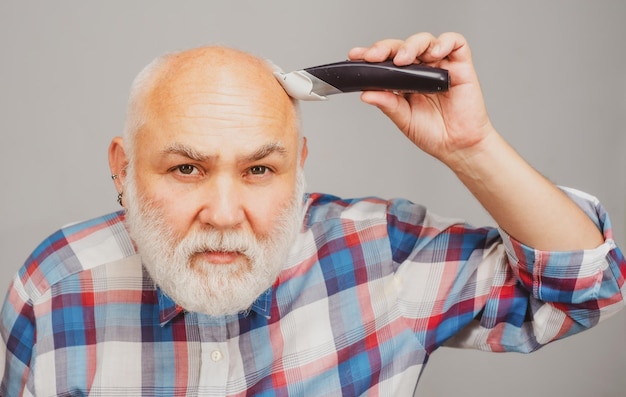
[
  {"left": 349, "top": 32, "right": 604, "bottom": 251},
  {"left": 348, "top": 32, "right": 495, "bottom": 168}
]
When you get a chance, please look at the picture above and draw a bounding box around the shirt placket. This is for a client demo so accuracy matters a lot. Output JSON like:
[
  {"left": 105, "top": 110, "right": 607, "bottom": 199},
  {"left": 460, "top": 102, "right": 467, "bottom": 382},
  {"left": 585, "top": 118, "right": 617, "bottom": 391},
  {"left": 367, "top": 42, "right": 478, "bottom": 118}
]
[{"left": 196, "top": 314, "right": 230, "bottom": 395}]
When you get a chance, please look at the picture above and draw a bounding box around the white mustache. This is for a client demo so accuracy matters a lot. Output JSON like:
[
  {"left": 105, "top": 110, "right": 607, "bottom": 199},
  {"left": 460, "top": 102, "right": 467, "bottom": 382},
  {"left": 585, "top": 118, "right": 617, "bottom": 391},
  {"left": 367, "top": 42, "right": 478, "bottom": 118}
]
[{"left": 175, "top": 229, "right": 259, "bottom": 259}]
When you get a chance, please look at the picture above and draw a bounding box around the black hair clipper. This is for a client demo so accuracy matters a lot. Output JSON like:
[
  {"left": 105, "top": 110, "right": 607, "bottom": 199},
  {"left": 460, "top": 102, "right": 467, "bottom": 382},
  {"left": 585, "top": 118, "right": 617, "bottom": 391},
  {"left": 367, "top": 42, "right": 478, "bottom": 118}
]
[{"left": 274, "top": 60, "right": 449, "bottom": 100}]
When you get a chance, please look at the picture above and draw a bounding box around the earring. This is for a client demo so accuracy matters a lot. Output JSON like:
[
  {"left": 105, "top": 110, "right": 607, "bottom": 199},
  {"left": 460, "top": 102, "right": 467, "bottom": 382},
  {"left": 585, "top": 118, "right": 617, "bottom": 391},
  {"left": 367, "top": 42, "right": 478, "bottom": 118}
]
[
  {"left": 111, "top": 174, "right": 119, "bottom": 180},
  {"left": 117, "top": 192, "right": 124, "bottom": 207}
]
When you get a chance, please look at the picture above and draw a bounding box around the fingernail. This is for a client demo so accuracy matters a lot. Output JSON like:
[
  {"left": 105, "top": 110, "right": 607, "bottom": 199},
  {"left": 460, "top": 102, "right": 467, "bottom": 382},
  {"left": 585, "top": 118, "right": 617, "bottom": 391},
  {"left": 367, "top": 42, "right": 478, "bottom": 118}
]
[{"left": 395, "top": 47, "right": 408, "bottom": 62}]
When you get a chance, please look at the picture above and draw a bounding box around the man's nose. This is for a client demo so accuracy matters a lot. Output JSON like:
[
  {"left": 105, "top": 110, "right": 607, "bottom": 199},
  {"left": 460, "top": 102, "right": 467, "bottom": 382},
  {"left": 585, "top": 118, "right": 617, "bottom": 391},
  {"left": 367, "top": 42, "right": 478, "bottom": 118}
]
[{"left": 197, "top": 175, "right": 245, "bottom": 230}]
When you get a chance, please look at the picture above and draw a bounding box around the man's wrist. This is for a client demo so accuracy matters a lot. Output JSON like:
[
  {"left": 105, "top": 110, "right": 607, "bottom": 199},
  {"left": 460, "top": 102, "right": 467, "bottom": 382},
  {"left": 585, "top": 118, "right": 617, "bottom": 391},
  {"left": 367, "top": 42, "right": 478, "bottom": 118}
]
[{"left": 440, "top": 125, "right": 502, "bottom": 178}]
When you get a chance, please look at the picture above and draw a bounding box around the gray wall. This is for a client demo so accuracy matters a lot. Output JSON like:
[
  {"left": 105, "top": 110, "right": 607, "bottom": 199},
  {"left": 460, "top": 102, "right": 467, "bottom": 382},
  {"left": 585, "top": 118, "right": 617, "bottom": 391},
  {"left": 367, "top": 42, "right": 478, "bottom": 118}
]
[{"left": 1, "top": 1, "right": 624, "bottom": 396}]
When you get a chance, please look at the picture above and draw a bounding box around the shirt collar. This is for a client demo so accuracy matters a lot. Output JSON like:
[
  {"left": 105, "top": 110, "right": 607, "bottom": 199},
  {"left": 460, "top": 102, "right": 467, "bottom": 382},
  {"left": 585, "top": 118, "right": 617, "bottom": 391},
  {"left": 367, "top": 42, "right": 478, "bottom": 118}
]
[{"left": 157, "top": 286, "right": 273, "bottom": 326}]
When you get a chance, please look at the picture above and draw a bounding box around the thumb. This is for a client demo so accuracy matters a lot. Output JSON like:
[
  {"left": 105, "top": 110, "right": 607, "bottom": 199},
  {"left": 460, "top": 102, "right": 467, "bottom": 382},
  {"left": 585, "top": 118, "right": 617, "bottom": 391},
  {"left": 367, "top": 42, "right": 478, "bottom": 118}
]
[{"left": 361, "top": 91, "right": 412, "bottom": 132}]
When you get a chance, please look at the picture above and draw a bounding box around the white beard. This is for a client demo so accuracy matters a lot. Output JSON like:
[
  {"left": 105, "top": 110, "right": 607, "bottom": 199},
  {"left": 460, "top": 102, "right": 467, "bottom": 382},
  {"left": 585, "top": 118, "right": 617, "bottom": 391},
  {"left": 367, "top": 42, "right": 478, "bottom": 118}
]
[{"left": 124, "top": 167, "right": 306, "bottom": 316}]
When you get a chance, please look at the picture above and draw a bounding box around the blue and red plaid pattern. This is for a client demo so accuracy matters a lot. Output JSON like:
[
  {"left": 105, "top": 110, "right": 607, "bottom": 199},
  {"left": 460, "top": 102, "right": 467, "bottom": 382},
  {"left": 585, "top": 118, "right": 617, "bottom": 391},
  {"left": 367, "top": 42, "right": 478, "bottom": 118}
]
[{"left": 1, "top": 189, "right": 624, "bottom": 396}]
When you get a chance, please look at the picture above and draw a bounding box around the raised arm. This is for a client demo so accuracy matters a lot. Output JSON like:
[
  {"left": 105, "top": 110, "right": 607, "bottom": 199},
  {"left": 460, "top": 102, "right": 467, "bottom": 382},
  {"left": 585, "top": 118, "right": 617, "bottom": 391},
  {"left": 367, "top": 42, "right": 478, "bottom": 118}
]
[{"left": 349, "top": 32, "right": 603, "bottom": 251}]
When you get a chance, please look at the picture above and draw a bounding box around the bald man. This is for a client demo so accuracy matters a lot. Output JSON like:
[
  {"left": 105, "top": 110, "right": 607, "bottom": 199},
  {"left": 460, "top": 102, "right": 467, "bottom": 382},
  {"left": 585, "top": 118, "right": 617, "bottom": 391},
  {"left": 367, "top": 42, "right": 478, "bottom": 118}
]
[{"left": 1, "top": 32, "right": 624, "bottom": 396}]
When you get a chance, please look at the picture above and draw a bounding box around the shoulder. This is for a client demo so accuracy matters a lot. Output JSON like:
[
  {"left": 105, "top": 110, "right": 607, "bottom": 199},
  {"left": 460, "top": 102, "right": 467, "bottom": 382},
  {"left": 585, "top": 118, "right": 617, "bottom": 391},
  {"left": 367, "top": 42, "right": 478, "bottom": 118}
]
[
  {"left": 13, "top": 211, "right": 136, "bottom": 300},
  {"left": 305, "top": 192, "right": 432, "bottom": 225},
  {"left": 305, "top": 193, "right": 390, "bottom": 224}
]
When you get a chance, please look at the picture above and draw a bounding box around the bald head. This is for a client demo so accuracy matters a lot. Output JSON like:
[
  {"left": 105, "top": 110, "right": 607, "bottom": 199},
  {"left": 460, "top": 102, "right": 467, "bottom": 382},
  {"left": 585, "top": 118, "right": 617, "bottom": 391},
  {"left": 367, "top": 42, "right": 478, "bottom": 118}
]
[{"left": 122, "top": 46, "right": 300, "bottom": 158}]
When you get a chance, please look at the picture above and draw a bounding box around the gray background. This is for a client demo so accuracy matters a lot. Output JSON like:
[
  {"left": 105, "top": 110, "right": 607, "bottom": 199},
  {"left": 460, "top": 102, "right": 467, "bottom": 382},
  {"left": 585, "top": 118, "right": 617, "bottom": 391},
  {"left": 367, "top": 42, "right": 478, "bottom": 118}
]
[{"left": 1, "top": 1, "right": 624, "bottom": 396}]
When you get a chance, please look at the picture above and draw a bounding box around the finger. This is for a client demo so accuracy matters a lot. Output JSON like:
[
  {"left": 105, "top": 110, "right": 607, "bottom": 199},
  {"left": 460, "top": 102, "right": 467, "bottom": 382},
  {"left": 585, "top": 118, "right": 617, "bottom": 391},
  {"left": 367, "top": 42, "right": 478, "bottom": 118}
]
[
  {"left": 347, "top": 47, "right": 367, "bottom": 60},
  {"left": 348, "top": 39, "right": 404, "bottom": 62},
  {"left": 434, "top": 32, "right": 471, "bottom": 63},
  {"left": 395, "top": 32, "right": 470, "bottom": 65},
  {"left": 393, "top": 32, "right": 437, "bottom": 65},
  {"left": 349, "top": 32, "right": 471, "bottom": 65},
  {"left": 360, "top": 91, "right": 412, "bottom": 132}
]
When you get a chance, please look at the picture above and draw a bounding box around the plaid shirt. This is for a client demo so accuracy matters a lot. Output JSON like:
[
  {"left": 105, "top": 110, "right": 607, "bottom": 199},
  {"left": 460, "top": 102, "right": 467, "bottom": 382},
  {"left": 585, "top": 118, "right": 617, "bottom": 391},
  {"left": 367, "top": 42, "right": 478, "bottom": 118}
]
[{"left": 1, "top": 189, "right": 624, "bottom": 396}]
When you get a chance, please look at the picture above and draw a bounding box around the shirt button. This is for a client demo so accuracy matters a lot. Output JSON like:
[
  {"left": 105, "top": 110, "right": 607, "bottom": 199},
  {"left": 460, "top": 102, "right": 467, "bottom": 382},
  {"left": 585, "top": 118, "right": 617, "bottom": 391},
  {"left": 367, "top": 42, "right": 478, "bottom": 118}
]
[{"left": 211, "top": 350, "right": 223, "bottom": 362}]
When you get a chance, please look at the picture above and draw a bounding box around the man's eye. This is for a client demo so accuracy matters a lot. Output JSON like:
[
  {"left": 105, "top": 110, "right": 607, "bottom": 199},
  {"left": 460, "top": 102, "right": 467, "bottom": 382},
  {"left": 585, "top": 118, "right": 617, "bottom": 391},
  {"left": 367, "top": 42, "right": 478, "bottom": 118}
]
[
  {"left": 177, "top": 164, "right": 197, "bottom": 175},
  {"left": 249, "top": 166, "right": 268, "bottom": 175}
]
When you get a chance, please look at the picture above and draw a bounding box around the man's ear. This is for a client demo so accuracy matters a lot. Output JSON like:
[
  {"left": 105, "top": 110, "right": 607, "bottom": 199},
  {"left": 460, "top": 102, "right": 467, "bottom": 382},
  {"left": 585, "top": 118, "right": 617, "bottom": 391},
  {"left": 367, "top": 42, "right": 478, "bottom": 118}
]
[
  {"left": 108, "top": 136, "right": 129, "bottom": 193},
  {"left": 299, "top": 136, "right": 308, "bottom": 168}
]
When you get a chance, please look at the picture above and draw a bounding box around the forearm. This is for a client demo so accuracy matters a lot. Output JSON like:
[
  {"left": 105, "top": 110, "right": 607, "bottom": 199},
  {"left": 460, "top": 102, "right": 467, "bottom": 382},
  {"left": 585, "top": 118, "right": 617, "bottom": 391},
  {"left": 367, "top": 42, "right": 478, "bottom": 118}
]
[
  {"left": 446, "top": 129, "right": 604, "bottom": 251},
  {"left": 350, "top": 32, "right": 604, "bottom": 251}
]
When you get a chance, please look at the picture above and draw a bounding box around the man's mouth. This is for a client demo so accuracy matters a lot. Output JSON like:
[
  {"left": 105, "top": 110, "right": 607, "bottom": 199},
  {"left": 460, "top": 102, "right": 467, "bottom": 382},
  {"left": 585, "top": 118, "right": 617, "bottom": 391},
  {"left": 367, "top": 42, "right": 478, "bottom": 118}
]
[{"left": 196, "top": 250, "right": 243, "bottom": 265}]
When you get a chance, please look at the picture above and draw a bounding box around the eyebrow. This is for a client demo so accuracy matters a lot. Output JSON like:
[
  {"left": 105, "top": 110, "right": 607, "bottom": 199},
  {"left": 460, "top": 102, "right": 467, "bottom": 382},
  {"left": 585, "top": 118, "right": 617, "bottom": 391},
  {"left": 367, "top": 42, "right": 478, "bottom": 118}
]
[
  {"left": 161, "top": 143, "right": 211, "bottom": 162},
  {"left": 245, "top": 142, "right": 287, "bottom": 162},
  {"left": 160, "top": 141, "right": 288, "bottom": 163}
]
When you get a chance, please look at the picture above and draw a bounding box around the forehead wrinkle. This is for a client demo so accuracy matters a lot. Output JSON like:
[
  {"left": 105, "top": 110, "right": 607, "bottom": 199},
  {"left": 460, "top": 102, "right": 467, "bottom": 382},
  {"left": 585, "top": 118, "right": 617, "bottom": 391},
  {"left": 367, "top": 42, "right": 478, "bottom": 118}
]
[{"left": 178, "top": 92, "right": 292, "bottom": 120}]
